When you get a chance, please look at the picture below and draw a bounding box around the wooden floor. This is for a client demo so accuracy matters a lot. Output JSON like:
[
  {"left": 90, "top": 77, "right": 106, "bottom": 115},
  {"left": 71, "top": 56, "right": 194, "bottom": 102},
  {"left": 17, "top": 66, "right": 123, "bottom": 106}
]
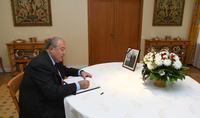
[
  {"left": 0, "top": 72, "right": 13, "bottom": 87},
  {"left": 0, "top": 65, "right": 200, "bottom": 86}
]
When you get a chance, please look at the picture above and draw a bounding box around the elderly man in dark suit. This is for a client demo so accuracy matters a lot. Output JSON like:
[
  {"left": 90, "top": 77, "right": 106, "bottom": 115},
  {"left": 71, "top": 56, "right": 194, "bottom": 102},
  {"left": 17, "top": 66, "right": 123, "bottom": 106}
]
[
  {"left": 128, "top": 51, "right": 136, "bottom": 68},
  {"left": 19, "top": 37, "right": 92, "bottom": 118}
]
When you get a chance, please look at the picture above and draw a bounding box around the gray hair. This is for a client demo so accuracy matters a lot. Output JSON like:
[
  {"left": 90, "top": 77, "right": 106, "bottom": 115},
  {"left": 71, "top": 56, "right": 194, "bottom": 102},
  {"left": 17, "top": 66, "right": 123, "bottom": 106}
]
[{"left": 45, "top": 37, "right": 64, "bottom": 50}]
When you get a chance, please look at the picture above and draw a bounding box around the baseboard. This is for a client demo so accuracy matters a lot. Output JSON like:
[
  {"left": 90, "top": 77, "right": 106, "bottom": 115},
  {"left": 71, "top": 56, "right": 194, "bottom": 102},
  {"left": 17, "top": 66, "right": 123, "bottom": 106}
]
[
  {"left": 0, "top": 68, "right": 11, "bottom": 72},
  {"left": 66, "top": 65, "right": 88, "bottom": 69}
]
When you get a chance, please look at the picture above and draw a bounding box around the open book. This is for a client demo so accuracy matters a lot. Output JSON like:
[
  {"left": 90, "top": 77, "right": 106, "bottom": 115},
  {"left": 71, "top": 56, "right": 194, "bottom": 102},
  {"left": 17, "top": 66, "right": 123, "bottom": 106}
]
[{"left": 64, "top": 77, "right": 100, "bottom": 94}]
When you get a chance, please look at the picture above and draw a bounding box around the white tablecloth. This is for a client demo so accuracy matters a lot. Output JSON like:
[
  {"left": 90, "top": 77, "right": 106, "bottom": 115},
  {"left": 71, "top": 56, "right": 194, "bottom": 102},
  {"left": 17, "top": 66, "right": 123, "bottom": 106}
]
[{"left": 64, "top": 62, "right": 200, "bottom": 118}]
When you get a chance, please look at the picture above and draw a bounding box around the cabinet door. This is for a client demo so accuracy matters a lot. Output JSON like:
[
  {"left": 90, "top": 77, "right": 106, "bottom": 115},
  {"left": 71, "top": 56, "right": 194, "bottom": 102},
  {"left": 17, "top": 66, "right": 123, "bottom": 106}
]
[
  {"left": 89, "top": 0, "right": 115, "bottom": 65},
  {"left": 114, "top": 0, "right": 142, "bottom": 62}
]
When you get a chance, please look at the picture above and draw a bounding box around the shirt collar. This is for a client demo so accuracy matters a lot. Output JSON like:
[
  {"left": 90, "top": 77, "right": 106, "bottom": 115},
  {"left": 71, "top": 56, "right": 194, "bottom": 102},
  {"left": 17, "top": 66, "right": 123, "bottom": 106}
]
[{"left": 47, "top": 53, "right": 55, "bottom": 65}]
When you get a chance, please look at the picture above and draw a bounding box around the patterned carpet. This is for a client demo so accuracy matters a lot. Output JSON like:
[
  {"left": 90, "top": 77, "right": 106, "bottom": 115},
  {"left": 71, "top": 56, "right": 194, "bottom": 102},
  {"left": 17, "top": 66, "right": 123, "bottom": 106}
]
[{"left": 0, "top": 84, "right": 18, "bottom": 118}]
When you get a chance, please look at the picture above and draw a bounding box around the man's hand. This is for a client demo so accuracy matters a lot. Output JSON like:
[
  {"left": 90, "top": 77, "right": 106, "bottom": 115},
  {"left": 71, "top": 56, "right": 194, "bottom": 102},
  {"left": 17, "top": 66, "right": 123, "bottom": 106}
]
[
  {"left": 81, "top": 71, "right": 92, "bottom": 80},
  {"left": 78, "top": 80, "right": 90, "bottom": 89}
]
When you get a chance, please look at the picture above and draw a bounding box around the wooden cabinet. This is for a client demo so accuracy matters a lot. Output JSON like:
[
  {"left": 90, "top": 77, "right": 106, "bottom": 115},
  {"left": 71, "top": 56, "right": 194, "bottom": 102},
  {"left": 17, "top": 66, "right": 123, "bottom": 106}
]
[
  {"left": 6, "top": 41, "right": 46, "bottom": 76},
  {"left": 144, "top": 39, "right": 190, "bottom": 65}
]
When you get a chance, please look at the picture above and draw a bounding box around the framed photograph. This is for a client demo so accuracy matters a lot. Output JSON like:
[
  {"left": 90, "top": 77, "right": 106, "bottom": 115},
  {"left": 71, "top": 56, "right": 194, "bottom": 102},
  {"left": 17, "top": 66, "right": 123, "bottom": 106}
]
[
  {"left": 123, "top": 48, "right": 140, "bottom": 71},
  {"left": 152, "top": 0, "right": 185, "bottom": 26},
  {"left": 10, "top": 0, "right": 52, "bottom": 26}
]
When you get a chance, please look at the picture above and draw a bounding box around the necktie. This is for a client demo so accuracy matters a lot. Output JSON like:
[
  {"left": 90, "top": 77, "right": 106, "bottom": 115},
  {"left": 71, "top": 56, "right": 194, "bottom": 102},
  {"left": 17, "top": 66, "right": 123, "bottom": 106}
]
[{"left": 55, "top": 64, "right": 64, "bottom": 85}]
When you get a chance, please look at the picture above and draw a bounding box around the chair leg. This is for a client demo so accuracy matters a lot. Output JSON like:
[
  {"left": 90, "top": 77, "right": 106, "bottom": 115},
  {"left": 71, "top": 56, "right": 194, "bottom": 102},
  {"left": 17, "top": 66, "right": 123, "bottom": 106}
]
[{"left": 0, "top": 60, "right": 5, "bottom": 73}]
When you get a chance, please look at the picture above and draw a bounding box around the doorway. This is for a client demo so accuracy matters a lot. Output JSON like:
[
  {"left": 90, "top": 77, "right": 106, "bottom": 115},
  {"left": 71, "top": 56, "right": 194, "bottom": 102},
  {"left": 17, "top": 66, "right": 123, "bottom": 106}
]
[{"left": 88, "top": 0, "right": 143, "bottom": 65}]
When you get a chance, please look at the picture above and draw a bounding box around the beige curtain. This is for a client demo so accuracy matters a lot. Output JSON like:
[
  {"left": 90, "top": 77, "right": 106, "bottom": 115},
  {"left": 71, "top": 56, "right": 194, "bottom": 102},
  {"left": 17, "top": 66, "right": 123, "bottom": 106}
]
[
  {"left": 193, "top": 32, "right": 200, "bottom": 68},
  {"left": 186, "top": 0, "right": 200, "bottom": 64}
]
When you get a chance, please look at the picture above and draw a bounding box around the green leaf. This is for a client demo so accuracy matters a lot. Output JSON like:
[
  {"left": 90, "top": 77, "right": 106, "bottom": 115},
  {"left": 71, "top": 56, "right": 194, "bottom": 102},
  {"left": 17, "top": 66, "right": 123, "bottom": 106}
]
[
  {"left": 180, "top": 66, "right": 189, "bottom": 71},
  {"left": 152, "top": 62, "right": 158, "bottom": 69},
  {"left": 169, "top": 76, "right": 174, "bottom": 85},
  {"left": 163, "top": 80, "right": 167, "bottom": 86},
  {"left": 150, "top": 73, "right": 156, "bottom": 80},
  {"left": 139, "top": 61, "right": 144, "bottom": 64}
]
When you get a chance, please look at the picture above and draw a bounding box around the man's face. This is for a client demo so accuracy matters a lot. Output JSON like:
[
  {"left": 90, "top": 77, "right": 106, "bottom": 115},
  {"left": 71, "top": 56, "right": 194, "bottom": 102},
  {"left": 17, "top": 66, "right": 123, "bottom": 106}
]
[{"left": 51, "top": 40, "right": 66, "bottom": 63}]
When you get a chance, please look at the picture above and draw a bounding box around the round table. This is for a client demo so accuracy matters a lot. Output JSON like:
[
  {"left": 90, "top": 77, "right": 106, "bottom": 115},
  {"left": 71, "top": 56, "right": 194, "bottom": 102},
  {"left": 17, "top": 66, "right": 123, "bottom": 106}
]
[{"left": 64, "top": 62, "right": 200, "bottom": 118}]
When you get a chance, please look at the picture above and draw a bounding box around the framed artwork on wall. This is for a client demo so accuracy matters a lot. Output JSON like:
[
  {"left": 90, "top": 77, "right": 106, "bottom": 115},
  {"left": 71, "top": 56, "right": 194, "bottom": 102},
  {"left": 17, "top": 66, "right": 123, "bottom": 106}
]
[
  {"left": 10, "top": 0, "right": 52, "bottom": 26},
  {"left": 152, "top": 0, "right": 185, "bottom": 26},
  {"left": 123, "top": 48, "right": 140, "bottom": 71}
]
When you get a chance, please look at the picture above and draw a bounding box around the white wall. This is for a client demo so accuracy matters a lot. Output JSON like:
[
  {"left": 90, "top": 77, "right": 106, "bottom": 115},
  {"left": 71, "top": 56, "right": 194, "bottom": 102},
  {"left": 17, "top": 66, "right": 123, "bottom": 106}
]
[
  {"left": 0, "top": 0, "right": 195, "bottom": 71},
  {"left": 0, "top": 0, "right": 88, "bottom": 70},
  {"left": 140, "top": 0, "right": 195, "bottom": 60}
]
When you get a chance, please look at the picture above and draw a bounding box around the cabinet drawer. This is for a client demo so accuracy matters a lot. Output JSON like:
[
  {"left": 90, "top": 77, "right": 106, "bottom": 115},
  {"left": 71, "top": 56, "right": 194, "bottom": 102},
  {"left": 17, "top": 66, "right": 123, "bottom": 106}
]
[
  {"left": 152, "top": 42, "right": 189, "bottom": 45},
  {"left": 10, "top": 45, "right": 45, "bottom": 49},
  {"left": 151, "top": 42, "right": 173, "bottom": 45},
  {"left": 179, "top": 42, "right": 189, "bottom": 45}
]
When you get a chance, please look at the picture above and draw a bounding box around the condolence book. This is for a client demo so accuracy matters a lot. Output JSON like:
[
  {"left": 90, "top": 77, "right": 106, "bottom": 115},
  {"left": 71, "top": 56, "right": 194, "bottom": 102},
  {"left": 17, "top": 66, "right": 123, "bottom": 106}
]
[{"left": 64, "top": 77, "right": 100, "bottom": 94}]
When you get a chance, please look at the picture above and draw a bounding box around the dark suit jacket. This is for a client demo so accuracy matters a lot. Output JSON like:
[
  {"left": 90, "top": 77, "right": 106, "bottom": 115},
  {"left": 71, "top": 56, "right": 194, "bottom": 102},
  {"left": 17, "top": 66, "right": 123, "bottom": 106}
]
[
  {"left": 19, "top": 51, "right": 79, "bottom": 118},
  {"left": 128, "top": 55, "right": 136, "bottom": 68}
]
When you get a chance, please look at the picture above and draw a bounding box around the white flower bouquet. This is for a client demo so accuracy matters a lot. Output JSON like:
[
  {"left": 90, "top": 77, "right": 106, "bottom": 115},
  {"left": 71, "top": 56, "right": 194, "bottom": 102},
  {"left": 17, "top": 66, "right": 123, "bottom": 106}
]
[{"left": 140, "top": 50, "right": 189, "bottom": 86}]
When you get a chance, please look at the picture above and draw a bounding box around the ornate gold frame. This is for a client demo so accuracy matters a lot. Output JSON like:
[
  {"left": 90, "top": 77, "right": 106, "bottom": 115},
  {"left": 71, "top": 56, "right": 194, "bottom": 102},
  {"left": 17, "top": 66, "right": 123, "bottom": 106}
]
[
  {"left": 152, "top": 0, "right": 185, "bottom": 26},
  {"left": 11, "top": 0, "right": 52, "bottom": 26}
]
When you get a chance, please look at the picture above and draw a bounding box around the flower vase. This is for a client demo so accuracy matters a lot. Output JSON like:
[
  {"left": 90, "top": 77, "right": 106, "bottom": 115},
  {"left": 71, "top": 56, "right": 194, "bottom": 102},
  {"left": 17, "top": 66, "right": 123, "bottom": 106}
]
[{"left": 154, "top": 80, "right": 165, "bottom": 87}]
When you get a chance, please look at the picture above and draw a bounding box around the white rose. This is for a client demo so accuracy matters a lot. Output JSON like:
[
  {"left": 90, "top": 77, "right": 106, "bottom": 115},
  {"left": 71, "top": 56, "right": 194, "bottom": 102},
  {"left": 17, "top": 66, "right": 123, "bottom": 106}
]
[
  {"left": 174, "top": 55, "right": 179, "bottom": 61},
  {"left": 147, "top": 62, "right": 154, "bottom": 70},
  {"left": 155, "top": 58, "right": 163, "bottom": 66},
  {"left": 163, "top": 59, "right": 171, "bottom": 66},
  {"left": 150, "top": 57, "right": 153, "bottom": 62},
  {"left": 155, "top": 53, "right": 162, "bottom": 60},
  {"left": 159, "top": 71, "right": 165, "bottom": 76},
  {"left": 173, "top": 60, "right": 182, "bottom": 69}
]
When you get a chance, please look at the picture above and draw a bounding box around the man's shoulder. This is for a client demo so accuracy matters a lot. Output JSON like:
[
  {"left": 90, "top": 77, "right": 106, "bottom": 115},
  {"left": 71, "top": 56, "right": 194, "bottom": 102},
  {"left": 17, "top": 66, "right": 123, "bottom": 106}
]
[{"left": 29, "top": 51, "right": 50, "bottom": 65}]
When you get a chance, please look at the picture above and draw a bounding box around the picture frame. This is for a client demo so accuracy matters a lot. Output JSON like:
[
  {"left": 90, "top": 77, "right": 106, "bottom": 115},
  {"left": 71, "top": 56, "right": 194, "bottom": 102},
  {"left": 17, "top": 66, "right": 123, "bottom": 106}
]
[
  {"left": 123, "top": 48, "right": 140, "bottom": 71},
  {"left": 152, "top": 0, "right": 185, "bottom": 26},
  {"left": 10, "top": 0, "right": 52, "bottom": 26}
]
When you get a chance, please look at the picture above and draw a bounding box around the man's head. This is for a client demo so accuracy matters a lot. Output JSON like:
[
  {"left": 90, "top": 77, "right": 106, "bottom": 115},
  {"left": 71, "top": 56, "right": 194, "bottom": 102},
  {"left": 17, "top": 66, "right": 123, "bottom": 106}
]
[
  {"left": 45, "top": 37, "right": 66, "bottom": 63},
  {"left": 132, "top": 51, "right": 135, "bottom": 55}
]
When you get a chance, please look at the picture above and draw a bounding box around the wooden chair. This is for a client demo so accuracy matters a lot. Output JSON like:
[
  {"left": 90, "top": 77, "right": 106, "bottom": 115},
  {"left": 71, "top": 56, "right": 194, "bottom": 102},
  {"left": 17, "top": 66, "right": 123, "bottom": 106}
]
[
  {"left": 0, "top": 57, "right": 5, "bottom": 73},
  {"left": 7, "top": 72, "right": 24, "bottom": 114}
]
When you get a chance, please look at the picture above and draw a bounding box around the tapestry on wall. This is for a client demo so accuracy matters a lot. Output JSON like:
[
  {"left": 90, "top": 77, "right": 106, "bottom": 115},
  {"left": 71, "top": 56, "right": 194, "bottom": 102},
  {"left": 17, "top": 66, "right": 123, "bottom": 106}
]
[
  {"left": 152, "top": 0, "right": 185, "bottom": 26},
  {"left": 11, "top": 0, "right": 52, "bottom": 26}
]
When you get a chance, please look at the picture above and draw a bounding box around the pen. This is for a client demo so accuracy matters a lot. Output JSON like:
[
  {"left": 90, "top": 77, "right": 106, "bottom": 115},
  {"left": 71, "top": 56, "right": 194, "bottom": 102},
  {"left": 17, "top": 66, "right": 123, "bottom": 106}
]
[{"left": 100, "top": 92, "right": 104, "bottom": 95}]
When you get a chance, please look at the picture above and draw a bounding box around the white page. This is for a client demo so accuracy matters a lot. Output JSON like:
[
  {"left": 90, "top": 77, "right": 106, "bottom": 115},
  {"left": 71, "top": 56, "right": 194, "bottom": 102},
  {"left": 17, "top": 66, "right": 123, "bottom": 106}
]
[{"left": 64, "top": 77, "right": 100, "bottom": 94}]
